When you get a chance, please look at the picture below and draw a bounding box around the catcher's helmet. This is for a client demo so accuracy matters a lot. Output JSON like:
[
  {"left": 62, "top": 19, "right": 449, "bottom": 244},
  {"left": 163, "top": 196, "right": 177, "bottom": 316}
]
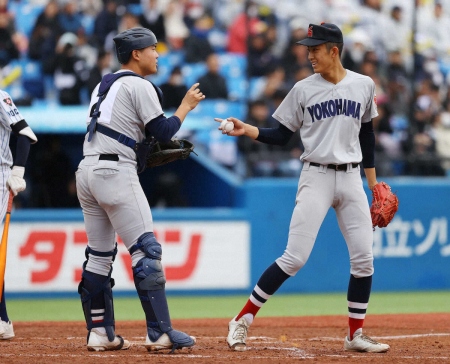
[{"left": 113, "top": 27, "right": 157, "bottom": 64}]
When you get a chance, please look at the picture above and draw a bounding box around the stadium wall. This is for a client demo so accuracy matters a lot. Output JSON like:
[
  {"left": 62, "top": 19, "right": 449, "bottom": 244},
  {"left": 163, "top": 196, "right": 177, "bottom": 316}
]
[{"left": 4, "top": 178, "right": 450, "bottom": 297}]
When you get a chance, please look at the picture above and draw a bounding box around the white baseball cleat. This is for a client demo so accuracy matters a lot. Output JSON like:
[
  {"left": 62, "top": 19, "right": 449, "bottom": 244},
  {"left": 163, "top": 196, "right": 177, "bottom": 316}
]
[
  {"left": 227, "top": 316, "right": 250, "bottom": 351},
  {"left": 87, "top": 328, "right": 131, "bottom": 351},
  {"left": 344, "top": 329, "right": 390, "bottom": 353},
  {"left": 0, "top": 320, "right": 14, "bottom": 339},
  {"left": 145, "top": 329, "right": 196, "bottom": 352}
]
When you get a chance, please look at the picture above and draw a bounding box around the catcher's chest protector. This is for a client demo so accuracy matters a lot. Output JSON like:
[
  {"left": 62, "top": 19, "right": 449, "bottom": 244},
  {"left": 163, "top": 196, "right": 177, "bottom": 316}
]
[{"left": 87, "top": 71, "right": 163, "bottom": 144}]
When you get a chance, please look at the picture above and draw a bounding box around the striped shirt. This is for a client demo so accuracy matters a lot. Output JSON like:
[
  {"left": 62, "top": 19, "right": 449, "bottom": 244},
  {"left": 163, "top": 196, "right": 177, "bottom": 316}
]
[{"left": 0, "top": 90, "right": 24, "bottom": 167}]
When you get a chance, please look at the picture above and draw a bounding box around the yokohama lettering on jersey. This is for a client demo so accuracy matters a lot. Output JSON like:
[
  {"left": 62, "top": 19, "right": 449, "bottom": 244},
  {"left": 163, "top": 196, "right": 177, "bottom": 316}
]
[{"left": 272, "top": 70, "right": 378, "bottom": 165}]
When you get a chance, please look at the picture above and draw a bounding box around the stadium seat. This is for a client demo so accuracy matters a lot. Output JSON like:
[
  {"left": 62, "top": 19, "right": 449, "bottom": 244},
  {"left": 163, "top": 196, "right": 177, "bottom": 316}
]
[
  {"left": 182, "top": 63, "right": 208, "bottom": 87},
  {"left": 218, "top": 54, "right": 247, "bottom": 80},
  {"left": 149, "top": 52, "right": 185, "bottom": 86},
  {"left": 81, "top": 14, "right": 95, "bottom": 35},
  {"left": 127, "top": 4, "right": 142, "bottom": 15},
  {"left": 248, "top": 76, "right": 266, "bottom": 101},
  {"left": 208, "top": 28, "right": 228, "bottom": 53},
  {"left": 8, "top": 2, "right": 45, "bottom": 37},
  {"left": 19, "top": 58, "right": 45, "bottom": 99},
  {"left": 227, "top": 77, "right": 248, "bottom": 101},
  {"left": 185, "top": 99, "right": 247, "bottom": 130}
]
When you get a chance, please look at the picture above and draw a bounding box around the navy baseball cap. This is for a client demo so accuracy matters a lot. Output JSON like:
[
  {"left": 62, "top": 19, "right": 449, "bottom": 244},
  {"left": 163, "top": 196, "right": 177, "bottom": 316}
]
[{"left": 297, "top": 23, "right": 343, "bottom": 46}]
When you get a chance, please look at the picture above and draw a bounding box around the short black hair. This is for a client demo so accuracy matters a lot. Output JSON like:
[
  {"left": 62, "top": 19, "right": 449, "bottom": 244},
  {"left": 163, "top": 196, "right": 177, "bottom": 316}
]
[{"left": 326, "top": 42, "right": 343, "bottom": 57}]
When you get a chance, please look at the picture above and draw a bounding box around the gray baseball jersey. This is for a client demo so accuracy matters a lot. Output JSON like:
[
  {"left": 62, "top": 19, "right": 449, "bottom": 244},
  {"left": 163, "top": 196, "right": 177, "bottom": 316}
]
[
  {"left": 272, "top": 70, "right": 377, "bottom": 278},
  {"left": 273, "top": 70, "right": 378, "bottom": 165},
  {"left": 77, "top": 71, "right": 162, "bottom": 259},
  {"left": 83, "top": 70, "right": 163, "bottom": 163},
  {"left": 0, "top": 90, "right": 24, "bottom": 167}
]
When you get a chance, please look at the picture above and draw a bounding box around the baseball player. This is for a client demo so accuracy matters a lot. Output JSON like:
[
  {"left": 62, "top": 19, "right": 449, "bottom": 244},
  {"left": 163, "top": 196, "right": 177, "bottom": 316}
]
[
  {"left": 218, "top": 23, "right": 390, "bottom": 353},
  {"left": 76, "top": 27, "right": 205, "bottom": 352},
  {"left": 0, "top": 90, "right": 37, "bottom": 340}
]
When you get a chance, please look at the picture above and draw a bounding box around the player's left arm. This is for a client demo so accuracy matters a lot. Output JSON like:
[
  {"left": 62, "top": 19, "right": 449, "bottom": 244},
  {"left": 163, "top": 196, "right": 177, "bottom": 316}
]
[
  {"left": 8, "top": 120, "right": 38, "bottom": 196},
  {"left": 359, "top": 119, "right": 378, "bottom": 191}
]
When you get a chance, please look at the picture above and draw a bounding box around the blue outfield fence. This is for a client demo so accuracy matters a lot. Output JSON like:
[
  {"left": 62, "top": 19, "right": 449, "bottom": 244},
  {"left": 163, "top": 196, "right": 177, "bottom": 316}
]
[{"left": 6, "top": 177, "right": 450, "bottom": 297}]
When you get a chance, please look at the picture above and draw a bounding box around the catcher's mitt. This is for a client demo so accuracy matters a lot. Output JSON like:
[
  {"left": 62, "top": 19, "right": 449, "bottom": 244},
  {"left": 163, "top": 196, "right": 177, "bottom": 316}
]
[
  {"left": 370, "top": 181, "right": 399, "bottom": 228},
  {"left": 145, "top": 139, "right": 195, "bottom": 168}
]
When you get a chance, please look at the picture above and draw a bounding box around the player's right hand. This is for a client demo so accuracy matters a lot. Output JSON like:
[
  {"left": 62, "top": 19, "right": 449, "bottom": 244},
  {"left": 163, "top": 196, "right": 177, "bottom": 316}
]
[
  {"left": 7, "top": 166, "right": 26, "bottom": 196},
  {"left": 214, "top": 117, "right": 245, "bottom": 137},
  {"left": 182, "top": 83, "right": 205, "bottom": 110}
]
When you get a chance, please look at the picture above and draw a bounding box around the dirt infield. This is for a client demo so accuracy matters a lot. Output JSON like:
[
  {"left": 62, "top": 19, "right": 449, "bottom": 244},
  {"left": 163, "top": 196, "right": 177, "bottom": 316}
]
[{"left": 0, "top": 313, "right": 449, "bottom": 363}]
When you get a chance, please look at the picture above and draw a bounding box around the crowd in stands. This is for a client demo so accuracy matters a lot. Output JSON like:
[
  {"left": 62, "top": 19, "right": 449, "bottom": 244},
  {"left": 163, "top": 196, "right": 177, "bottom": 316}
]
[{"left": 2, "top": 0, "right": 450, "bottom": 207}]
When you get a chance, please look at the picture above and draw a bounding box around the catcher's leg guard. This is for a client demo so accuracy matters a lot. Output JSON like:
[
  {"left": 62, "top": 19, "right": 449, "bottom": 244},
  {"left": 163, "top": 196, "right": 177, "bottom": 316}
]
[
  {"left": 131, "top": 232, "right": 195, "bottom": 351},
  {"left": 78, "top": 245, "right": 118, "bottom": 343}
]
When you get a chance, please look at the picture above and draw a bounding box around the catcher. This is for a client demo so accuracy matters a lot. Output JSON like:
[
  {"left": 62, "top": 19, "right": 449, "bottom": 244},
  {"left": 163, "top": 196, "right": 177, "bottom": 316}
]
[{"left": 76, "top": 27, "right": 204, "bottom": 352}]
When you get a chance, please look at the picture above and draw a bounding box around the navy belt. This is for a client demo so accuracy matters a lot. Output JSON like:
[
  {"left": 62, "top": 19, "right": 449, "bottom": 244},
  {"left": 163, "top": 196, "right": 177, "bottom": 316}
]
[
  {"left": 99, "top": 154, "right": 119, "bottom": 161},
  {"left": 309, "top": 162, "right": 358, "bottom": 171}
]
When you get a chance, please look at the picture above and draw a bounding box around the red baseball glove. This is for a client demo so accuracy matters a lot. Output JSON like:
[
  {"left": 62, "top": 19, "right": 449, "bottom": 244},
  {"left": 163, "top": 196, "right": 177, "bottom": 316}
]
[{"left": 370, "top": 182, "right": 399, "bottom": 228}]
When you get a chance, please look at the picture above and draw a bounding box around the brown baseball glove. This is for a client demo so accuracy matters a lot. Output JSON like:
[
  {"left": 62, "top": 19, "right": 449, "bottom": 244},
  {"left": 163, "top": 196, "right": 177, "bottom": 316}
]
[{"left": 370, "top": 182, "right": 399, "bottom": 228}]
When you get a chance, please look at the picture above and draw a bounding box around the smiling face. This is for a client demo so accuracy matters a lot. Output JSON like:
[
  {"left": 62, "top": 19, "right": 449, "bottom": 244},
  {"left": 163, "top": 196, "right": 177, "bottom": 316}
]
[{"left": 306, "top": 43, "right": 335, "bottom": 74}]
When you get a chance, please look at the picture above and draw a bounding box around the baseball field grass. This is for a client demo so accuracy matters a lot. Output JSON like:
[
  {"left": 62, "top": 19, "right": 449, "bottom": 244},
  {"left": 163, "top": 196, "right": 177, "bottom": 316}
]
[{"left": 6, "top": 290, "right": 450, "bottom": 321}]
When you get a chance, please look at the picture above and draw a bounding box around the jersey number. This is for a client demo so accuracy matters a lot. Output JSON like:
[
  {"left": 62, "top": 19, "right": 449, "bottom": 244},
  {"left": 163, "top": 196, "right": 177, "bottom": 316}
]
[{"left": 8, "top": 108, "right": 18, "bottom": 117}]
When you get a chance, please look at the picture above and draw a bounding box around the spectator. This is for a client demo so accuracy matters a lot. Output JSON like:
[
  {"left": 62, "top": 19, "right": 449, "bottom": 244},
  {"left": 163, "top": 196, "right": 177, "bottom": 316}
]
[
  {"left": 238, "top": 99, "right": 299, "bottom": 177},
  {"left": 372, "top": 102, "right": 403, "bottom": 176},
  {"left": 28, "top": 0, "right": 63, "bottom": 75},
  {"left": 0, "top": 13, "right": 19, "bottom": 68},
  {"left": 53, "top": 33, "right": 89, "bottom": 105},
  {"left": 434, "top": 110, "right": 450, "bottom": 174},
  {"left": 196, "top": 53, "right": 228, "bottom": 99},
  {"left": 0, "top": 0, "right": 15, "bottom": 33},
  {"left": 280, "top": 20, "right": 310, "bottom": 80},
  {"left": 385, "top": 50, "right": 412, "bottom": 116},
  {"left": 86, "top": 48, "right": 112, "bottom": 96},
  {"left": 105, "top": 12, "right": 143, "bottom": 70},
  {"left": 247, "top": 32, "right": 278, "bottom": 77},
  {"left": 139, "top": 0, "right": 166, "bottom": 44},
  {"left": 381, "top": 5, "right": 411, "bottom": 70},
  {"left": 79, "top": 0, "right": 103, "bottom": 17},
  {"left": 184, "top": 13, "right": 214, "bottom": 63},
  {"left": 58, "top": 1, "right": 84, "bottom": 35},
  {"left": 412, "top": 79, "right": 441, "bottom": 133},
  {"left": 226, "top": 0, "right": 264, "bottom": 54},
  {"left": 403, "top": 130, "right": 446, "bottom": 176},
  {"left": 118, "top": 12, "right": 143, "bottom": 33},
  {"left": 342, "top": 28, "right": 373, "bottom": 74},
  {"left": 292, "top": 64, "right": 313, "bottom": 84},
  {"left": 357, "top": 0, "right": 387, "bottom": 61},
  {"left": 257, "top": 65, "right": 287, "bottom": 100},
  {"left": 92, "top": 0, "right": 119, "bottom": 48},
  {"left": 159, "top": 66, "right": 188, "bottom": 110},
  {"left": 418, "top": 1, "right": 450, "bottom": 63},
  {"left": 164, "top": 0, "right": 189, "bottom": 50},
  {"left": 76, "top": 27, "right": 98, "bottom": 71}
]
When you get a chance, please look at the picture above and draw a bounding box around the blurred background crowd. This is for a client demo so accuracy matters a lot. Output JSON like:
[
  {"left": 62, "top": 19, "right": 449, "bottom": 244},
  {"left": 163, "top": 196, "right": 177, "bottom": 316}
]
[{"left": 1, "top": 0, "right": 450, "bottom": 208}]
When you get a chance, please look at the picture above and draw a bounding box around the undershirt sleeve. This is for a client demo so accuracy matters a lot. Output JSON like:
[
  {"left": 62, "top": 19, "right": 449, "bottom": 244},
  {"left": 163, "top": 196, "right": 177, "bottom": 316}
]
[
  {"left": 256, "top": 123, "right": 295, "bottom": 145},
  {"left": 145, "top": 114, "right": 181, "bottom": 142},
  {"left": 359, "top": 120, "right": 375, "bottom": 168}
]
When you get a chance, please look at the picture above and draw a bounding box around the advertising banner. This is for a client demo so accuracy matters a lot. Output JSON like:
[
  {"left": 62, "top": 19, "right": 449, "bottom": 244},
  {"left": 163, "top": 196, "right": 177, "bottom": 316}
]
[{"left": 4, "top": 221, "right": 250, "bottom": 293}]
